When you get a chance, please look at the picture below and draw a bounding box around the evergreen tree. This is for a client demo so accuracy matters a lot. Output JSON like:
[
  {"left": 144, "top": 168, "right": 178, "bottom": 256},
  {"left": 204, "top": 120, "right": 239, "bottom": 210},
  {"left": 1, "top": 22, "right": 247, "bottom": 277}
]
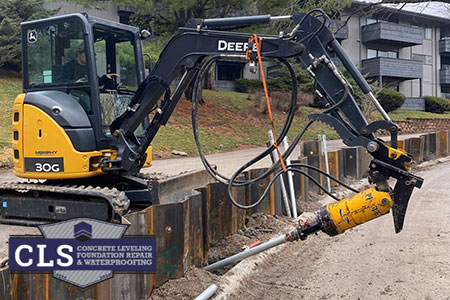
[{"left": 0, "top": 0, "right": 54, "bottom": 71}]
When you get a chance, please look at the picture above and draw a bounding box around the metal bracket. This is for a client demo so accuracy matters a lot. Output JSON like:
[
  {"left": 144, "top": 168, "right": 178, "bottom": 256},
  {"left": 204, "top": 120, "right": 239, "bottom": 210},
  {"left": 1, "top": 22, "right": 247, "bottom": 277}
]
[
  {"left": 369, "top": 159, "right": 423, "bottom": 233},
  {"left": 360, "top": 120, "right": 399, "bottom": 148}
]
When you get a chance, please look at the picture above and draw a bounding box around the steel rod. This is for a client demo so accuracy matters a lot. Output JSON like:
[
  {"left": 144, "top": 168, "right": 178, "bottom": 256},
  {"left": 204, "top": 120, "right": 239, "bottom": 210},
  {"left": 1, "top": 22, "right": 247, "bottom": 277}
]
[
  {"left": 270, "top": 15, "right": 292, "bottom": 22},
  {"left": 203, "top": 235, "right": 286, "bottom": 272},
  {"left": 268, "top": 130, "right": 292, "bottom": 217},
  {"left": 320, "top": 134, "right": 331, "bottom": 192},
  {"left": 368, "top": 91, "right": 391, "bottom": 121},
  {"left": 283, "top": 137, "right": 297, "bottom": 217}
]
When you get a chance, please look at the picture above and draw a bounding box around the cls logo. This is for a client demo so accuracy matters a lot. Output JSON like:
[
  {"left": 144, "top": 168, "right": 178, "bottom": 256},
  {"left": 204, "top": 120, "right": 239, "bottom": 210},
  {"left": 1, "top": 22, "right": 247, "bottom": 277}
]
[{"left": 35, "top": 162, "right": 60, "bottom": 172}]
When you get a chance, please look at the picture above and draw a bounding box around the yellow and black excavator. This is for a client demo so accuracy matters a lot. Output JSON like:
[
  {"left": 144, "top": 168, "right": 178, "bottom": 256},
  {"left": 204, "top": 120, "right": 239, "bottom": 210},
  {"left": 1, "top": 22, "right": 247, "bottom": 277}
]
[{"left": 0, "top": 10, "right": 423, "bottom": 237}]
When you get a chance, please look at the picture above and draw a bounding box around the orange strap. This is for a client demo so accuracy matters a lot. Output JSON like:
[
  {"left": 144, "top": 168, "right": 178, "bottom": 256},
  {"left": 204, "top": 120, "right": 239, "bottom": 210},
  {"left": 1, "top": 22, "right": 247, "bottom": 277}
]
[{"left": 247, "top": 34, "right": 287, "bottom": 172}]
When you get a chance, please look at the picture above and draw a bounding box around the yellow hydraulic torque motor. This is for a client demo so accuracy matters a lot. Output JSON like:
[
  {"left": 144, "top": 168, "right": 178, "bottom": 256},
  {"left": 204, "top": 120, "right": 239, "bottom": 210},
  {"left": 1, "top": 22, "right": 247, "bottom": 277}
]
[{"left": 287, "top": 187, "right": 393, "bottom": 241}]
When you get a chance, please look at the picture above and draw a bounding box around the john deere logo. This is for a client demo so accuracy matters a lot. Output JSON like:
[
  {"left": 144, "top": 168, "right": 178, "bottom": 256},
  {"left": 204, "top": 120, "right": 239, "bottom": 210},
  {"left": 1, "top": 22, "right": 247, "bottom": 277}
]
[{"left": 28, "top": 30, "right": 37, "bottom": 43}]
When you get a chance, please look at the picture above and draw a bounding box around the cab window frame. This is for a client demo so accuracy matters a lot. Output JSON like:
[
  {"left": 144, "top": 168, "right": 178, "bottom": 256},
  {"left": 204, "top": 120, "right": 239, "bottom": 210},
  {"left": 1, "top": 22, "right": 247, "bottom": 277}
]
[
  {"left": 92, "top": 24, "right": 140, "bottom": 92},
  {"left": 93, "top": 24, "right": 141, "bottom": 137},
  {"left": 22, "top": 16, "right": 95, "bottom": 93}
]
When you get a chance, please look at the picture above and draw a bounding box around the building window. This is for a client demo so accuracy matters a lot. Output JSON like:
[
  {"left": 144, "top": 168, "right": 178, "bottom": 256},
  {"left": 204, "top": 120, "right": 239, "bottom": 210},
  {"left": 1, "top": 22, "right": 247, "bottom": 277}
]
[
  {"left": 367, "top": 17, "right": 377, "bottom": 25},
  {"left": 442, "top": 57, "right": 450, "bottom": 69},
  {"left": 216, "top": 61, "right": 244, "bottom": 81},
  {"left": 119, "top": 14, "right": 131, "bottom": 25},
  {"left": 367, "top": 16, "right": 398, "bottom": 25},
  {"left": 367, "top": 49, "right": 398, "bottom": 59},
  {"left": 412, "top": 54, "right": 432, "bottom": 65},
  {"left": 117, "top": 6, "right": 137, "bottom": 25},
  {"left": 441, "top": 87, "right": 450, "bottom": 99},
  {"left": 367, "top": 49, "right": 377, "bottom": 58},
  {"left": 424, "top": 27, "right": 432, "bottom": 39}
]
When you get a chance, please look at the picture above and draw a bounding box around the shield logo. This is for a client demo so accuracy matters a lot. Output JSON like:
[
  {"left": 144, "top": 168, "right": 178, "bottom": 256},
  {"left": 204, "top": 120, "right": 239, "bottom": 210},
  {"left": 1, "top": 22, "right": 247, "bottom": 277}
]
[
  {"left": 9, "top": 218, "right": 155, "bottom": 288},
  {"left": 39, "top": 218, "right": 128, "bottom": 288}
]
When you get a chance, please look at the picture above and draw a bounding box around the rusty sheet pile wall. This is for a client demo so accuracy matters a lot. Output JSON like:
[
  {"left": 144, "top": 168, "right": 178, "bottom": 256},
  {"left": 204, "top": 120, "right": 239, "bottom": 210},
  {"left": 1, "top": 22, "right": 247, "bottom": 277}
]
[{"left": 1, "top": 130, "right": 449, "bottom": 299}]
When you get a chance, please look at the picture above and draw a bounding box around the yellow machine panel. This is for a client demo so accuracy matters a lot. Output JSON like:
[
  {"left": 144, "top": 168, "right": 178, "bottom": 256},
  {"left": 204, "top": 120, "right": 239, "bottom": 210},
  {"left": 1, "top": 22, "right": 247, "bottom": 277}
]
[
  {"left": 14, "top": 100, "right": 108, "bottom": 179},
  {"left": 384, "top": 143, "right": 411, "bottom": 170},
  {"left": 143, "top": 146, "right": 152, "bottom": 168},
  {"left": 12, "top": 94, "right": 152, "bottom": 179},
  {"left": 11, "top": 94, "right": 25, "bottom": 174}
]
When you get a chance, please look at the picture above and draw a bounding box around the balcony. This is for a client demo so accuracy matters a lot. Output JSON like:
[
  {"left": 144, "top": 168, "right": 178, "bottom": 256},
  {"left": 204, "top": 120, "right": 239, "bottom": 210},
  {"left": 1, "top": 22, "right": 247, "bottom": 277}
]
[
  {"left": 439, "top": 39, "right": 450, "bottom": 56},
  {"left": 440, "top": 69, "right": 450, "bottom": 85},
  {"left": 362, "top": 22, "right": 423, "bottom": 47},
  {"left": 328, "top": 19, "right": 348, "bottom": 40},
  {"left": 361, "top": 57, "right": 423, "bottom": 79}
]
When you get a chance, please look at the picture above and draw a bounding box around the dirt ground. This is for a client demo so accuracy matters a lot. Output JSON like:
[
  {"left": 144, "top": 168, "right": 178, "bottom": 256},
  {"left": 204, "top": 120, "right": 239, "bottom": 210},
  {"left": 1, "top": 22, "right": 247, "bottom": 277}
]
[
  {"left": 149, "top": 159, "right": 450, "bottom": 300},
  {"left": 150, "top": 212, "right": 298, "bottom": 299},
  {"left": 150, "top": 267, "right": 220, "bottom": 300},
  {"left": 225, "top": 160, "right": 450, "bottom": 300},
  {"left": 208, "top": 213, "right": 295, "bottom": 274}
]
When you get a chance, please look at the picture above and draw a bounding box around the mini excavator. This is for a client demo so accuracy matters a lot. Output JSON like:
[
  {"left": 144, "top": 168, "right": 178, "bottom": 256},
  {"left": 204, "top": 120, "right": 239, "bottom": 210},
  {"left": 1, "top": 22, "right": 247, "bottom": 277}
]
[{"left": 0, "top": 10, "right": 423, "bottom": 236}]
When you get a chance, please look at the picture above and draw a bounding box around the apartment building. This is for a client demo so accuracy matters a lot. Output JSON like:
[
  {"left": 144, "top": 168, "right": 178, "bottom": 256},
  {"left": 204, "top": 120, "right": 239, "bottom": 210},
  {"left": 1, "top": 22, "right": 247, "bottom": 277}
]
[
  {"left": 214, "top": 4, "right": 450, "bottom": 99},
  {"left": 336, "top": 2, "right": 450, "bottom": 108},
  {"left": 43, "top": 1, "right": 135, "bottom": 24}
]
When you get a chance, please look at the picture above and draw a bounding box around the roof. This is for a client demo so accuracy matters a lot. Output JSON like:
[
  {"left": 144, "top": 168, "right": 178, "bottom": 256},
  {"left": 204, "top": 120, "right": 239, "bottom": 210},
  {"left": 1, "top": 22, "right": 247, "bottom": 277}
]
[{"left": 352, "top": 1, "right": 450, "bottom": 24}]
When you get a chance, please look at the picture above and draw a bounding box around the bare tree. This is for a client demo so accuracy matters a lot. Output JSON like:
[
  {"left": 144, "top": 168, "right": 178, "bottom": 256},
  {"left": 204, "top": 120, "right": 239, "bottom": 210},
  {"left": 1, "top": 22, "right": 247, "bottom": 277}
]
[{"left": 374, "top": 0, "right": 449, "bottom": 3}]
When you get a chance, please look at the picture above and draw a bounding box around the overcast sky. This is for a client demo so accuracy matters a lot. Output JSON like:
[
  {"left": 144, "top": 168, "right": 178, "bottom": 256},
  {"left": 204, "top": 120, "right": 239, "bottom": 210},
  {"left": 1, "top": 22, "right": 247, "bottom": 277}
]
[{"left": 357, "top": 1, "right": 450, "bottom": 18}]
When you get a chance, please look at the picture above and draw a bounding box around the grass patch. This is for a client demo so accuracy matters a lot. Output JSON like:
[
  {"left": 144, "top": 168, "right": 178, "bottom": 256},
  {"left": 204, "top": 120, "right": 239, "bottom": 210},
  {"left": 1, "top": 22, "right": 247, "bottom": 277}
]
[
  {"left": 389, "top": 110, "right": 450, "bottom": 120},
  {"left": 152, "top": 90, "right": 339, "bottom": 157},
  {"left": 0, "top": 75, "right": 22, "bottom": 149}
]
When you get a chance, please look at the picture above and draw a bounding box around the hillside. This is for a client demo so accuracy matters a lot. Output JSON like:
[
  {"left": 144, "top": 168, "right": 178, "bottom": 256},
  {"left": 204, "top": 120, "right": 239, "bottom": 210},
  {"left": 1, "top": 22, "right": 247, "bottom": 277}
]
[
  {"left": 0, "top": 75, "right": 338, "bottom": 160},
  {"left": 2, "top": 75, "right": 449, "bottom": 161},
  {"left": 151, "top": 90, "right": 338, "bottom": 158},
  {"left": 0, "top": 75, "right": 21, "bottom": 149}
]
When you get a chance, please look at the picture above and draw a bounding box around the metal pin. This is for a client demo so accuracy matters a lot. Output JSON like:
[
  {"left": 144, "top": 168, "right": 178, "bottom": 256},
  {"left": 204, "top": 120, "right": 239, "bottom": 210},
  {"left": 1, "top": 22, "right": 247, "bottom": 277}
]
[
  {"left": 307, "top": 66, "right": 316, "bottom": 77},
  {"left": 315, "top": 89, "right": 323, "bottom": 98}
]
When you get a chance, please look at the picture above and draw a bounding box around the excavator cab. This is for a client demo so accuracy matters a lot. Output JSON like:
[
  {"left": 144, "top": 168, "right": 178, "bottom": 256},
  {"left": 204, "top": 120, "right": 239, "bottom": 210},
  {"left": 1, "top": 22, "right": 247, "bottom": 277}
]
[{"left": 15, "top": 13, "right": 149, "bottom": 180}]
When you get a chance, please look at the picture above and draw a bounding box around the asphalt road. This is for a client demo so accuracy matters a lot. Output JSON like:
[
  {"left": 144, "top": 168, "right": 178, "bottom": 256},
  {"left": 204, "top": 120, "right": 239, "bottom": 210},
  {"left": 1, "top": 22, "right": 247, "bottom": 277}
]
[
  {"left": 147, "top": 133, "right": 422, "bottom": 177},
  {"left": 228, "top": 160, "right": 450, "bottom": 300}
]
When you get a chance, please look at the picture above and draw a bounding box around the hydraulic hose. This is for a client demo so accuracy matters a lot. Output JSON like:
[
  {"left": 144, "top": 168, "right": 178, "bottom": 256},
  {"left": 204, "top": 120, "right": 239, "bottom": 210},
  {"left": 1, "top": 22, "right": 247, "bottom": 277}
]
[
  {"left": 191, "top": 9, "right": 354, "bottom": 210},
  {"left": 192, "top": 56, "right": 298, "bottom": 186}
]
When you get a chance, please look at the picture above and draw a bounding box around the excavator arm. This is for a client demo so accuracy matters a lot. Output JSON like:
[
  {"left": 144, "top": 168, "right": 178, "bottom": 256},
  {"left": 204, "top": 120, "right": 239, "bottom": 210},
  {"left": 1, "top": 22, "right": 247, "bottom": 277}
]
[
  {"left": 103, "top": 10, "right": 423, "bottom": 233},
  {"left": 102, "top": 19, "right": 302, "bottom": 174}
]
